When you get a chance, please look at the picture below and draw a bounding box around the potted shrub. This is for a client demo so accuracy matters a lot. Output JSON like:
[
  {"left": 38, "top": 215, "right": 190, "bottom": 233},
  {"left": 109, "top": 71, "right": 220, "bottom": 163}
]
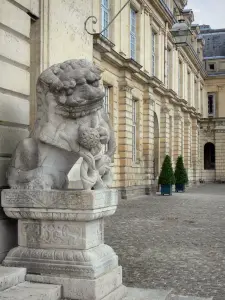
[
  {"left": 174, "top": 155, "right": 188, "bottom": 192},
  {"left": 158, "top": 155, "right": 175, "bottom": 195}
]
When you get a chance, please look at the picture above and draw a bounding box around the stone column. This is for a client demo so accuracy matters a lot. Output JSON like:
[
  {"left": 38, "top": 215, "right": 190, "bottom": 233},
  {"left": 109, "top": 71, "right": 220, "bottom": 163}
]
[
  {"left": 2, "top": 189, "right": 126, "bottom": 300},
  {"left": 143, "top": 88, "right": 155, "bottom": 193},
  {"left": 160, "top": 105, "right": 170, "bottom": 163}
]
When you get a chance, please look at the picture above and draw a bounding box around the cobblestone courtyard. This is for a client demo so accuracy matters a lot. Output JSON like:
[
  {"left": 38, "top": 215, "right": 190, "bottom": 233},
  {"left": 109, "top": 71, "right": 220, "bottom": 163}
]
[{"left": 105, "top": 184, "right": 225, "bottom": 300}]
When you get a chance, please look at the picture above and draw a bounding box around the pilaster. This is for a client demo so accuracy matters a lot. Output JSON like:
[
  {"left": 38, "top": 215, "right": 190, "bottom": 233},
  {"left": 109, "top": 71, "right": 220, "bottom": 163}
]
[
  {"left": 160, "top": 104, "right": 170, "bottom": 163},
  {"left": 143, "top": 89, "right": 155, "bottom": 184},
  {"left": 118, "top": 82, "right": 133, "bottom": 189},
  {"left": 184, "top": 114, "right": 192, "bottom": 175},
  {"left": 174, "top": 109, "right": 183, "bottom": 161},
  {"left": 192, "top": 119, "right": 199, "bottom": 183}
]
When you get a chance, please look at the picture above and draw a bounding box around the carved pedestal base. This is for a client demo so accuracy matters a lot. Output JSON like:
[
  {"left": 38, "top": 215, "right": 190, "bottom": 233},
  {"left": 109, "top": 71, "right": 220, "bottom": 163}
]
[{"left": 2, "top": 189, "right": 127, "bottom": 300}]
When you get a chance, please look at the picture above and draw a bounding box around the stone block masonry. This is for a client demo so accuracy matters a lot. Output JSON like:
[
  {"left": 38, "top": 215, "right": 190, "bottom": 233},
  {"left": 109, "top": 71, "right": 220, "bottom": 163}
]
[{"left": 2, "top": 189, "right": 126, "bottom": 300}]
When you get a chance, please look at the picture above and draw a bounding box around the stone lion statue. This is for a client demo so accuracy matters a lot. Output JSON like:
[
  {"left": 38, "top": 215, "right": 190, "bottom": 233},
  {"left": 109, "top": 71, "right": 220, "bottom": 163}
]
[{"left": 7, "top": 59, "right": 116, "bottom": 190}]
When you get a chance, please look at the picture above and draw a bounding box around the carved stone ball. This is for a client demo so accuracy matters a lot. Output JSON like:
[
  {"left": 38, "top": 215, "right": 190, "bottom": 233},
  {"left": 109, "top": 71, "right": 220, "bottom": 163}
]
[{"left": 78, "top": 127, "right": 101, "bottom": 150}]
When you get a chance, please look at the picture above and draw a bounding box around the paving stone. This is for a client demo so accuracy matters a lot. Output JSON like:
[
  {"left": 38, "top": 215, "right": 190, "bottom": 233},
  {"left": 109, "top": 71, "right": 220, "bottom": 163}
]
[
  {"left": 175, "top": 296, "right": 213, "bottom": 300},
  {"left": 0, "top": 281, "right": 61, "bottom": 300},
  {"left": 0, "top": 266, "right": 26, "bottom": 291},
  {"left": 124, "top": 287, "right": 173, "bottom": 299},
  {"left": 105, "top": 184, "right": 224, "bottom": 300}
]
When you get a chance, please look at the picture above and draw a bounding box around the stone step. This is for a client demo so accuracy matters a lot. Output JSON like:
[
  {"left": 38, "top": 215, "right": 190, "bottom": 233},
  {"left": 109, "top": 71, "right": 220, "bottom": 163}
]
[
  {"left": 124, "top": 287, "right": 173, "bottom": 299},
  {"left": 0, "top": 281, "right": 61, "bottom": 300},
  {"left": 0, "top": 266, "right": 26, "bottom": 292}
]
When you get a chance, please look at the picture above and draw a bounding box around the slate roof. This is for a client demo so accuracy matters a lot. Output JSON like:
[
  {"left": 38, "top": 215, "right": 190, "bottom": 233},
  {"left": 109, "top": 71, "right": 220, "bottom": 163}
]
[{"left": 200, "top": 25, "right": 225, "bottom": 58}]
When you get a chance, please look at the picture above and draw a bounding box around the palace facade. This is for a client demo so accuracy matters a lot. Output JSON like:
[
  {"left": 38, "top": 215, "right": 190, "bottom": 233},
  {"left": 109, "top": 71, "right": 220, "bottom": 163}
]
[
  {"left": 93, "top": 0, "right": 206, "bottom": 198},
  {"left": 1, "top": 0, "right": 221, "bottom": 261}
]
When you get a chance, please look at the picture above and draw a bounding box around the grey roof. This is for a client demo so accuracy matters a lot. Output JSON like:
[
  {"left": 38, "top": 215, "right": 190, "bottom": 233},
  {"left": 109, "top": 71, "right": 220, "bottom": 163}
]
[{"left": 200, "top": 26, "right": 225, "bottom": 58}]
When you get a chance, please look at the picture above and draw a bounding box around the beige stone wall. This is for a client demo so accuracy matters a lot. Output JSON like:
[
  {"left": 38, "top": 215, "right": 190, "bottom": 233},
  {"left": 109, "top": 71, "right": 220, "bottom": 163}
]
[
  {"left": 1, "top": 0, "right": 205, "bottom": 200},
  {"left": 200, "top": 56, "right": 225, "bottom": 182},
  {"left": 93, "top": 0, "right": 204, "bottom": 196},
  {"left": 0, "top": 0, "right": 94, "bottom": 261}
]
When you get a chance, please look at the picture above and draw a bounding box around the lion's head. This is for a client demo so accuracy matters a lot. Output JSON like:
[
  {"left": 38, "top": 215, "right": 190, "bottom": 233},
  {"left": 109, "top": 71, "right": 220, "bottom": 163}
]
[{"left": 36, "top": 59, "right": 105, "bottom": 119}]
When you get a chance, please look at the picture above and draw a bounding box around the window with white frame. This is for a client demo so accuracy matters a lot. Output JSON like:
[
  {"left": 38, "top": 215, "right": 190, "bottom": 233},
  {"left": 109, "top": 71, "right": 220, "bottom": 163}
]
[
  {"left": 103, "top": 85, "right": 111, "bottom": 153},
  {"left": 187, "top": 71, "right": 191, "bottom": 104},
  {"left": 130, "top": 8, "right": 136, "bottom": 59},
  {"left": 208, "top": 93, "right": 216, "bottom": 117},
  {"left": 101, "top": 0, "right": 109, "bottom": 38},
  {"left": 152, "top": 31, "right": 156, "bottom": 76},
  {"left": 181, "top": 121, "right": 184, "bottom": 157},
  {"left": 132, "top": 99, "right": 137, "bottom": 162},
  {"left": 178, "top": 60, "right": 182, "bottom": 97},
  {"left": 103, "top": 85, "right": 110, "bottom": 116},
  {"left": 167, "top": 48, "right": 171, "bottom": 88},
  {"left": 169, "top": 116, "right": 173, "bottom": 157},
  {"left": 194, "top": 79, "right": 198, "bottom": 111}
]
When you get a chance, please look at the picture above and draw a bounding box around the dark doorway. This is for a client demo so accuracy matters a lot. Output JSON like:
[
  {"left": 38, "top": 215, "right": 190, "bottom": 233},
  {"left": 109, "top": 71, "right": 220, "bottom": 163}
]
[{"left": 204, "top": 142, "right": 215, "bottom": 170}]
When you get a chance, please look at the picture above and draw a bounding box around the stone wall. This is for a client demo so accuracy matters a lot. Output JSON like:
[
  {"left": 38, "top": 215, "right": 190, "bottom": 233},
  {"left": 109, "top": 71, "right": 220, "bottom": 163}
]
[
  {"left": 0, "top": 0, "right": 38, "bottom": 262},
  {"left": 92, "top": 1, "right": 204, "bottom": 198},
  {"left": 0, "top": 0, "right": 93, "bottom": 261},
  {"left": 200, "top": 119, "right": 225, "bottom": 183}
]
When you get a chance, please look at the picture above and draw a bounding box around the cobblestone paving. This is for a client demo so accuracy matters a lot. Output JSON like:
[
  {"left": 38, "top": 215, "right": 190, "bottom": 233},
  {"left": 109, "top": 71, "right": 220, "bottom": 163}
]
[{"left": 105, "top": 184, "right": 225, "bottom": 300}]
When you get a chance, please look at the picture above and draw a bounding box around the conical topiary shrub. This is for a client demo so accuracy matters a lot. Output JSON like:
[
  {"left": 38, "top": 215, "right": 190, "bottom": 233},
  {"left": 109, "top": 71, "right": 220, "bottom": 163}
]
[
  {"left": 158, "top": 155, "right": 175, "bottom": 195},
  {"left": 174, "top": 155, "right": 188, "bottom": 192}
]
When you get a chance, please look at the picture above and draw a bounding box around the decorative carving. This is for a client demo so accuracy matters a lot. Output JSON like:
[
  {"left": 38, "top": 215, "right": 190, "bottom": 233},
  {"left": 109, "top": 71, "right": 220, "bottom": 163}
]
[
  {"left": 174, "top": 113, "right": 183, "bottom": 121},
  {"left": 19, "top": 219, "right": 103, "bottom": 249},
  {"left": 161, "top": 105, "right": 170, "bottom": 114},
  {"left": 7, "top": 59, "right": 116, "bottom": 190},
  {"left": 149, "top": 99, "right": 155, "bottom": 106},
  {"left": 119, "top": 85, "right": 133, "bottom": 93},
  {"left": 184, "top": 119, "right": 191, "bottom": 126},
  {"left": 3, "top": 245, "right": 118, "bottom": 279},
  {"left": 203, "top": 124, "right": 214, "bottom": 137},
  {"left": 2, "top": 189, "right": 118, "bottom": 209}
]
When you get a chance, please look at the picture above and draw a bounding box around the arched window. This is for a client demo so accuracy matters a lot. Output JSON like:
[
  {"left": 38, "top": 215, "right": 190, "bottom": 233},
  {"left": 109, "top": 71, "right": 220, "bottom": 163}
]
[{"left": 204, "top": 142, "right": 215, "bottom": 170}]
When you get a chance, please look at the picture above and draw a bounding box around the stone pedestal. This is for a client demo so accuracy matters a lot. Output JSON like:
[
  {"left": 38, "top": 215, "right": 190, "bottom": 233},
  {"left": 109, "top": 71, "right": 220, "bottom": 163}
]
[{"left": 1, "top": 189, "right": 127, "bottom": 299}]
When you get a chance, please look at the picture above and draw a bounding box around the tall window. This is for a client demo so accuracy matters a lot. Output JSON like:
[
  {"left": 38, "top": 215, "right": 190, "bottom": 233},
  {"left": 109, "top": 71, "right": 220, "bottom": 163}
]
[
  {"left": 103, "top": 85, "right": 111, "bottom": 153},
  {"left": 194, "top": 80, "right": 198, "bottom": 111},
  {"left": 169, "top": 116, "right": 173, "bottom": 157},
  {"left": 178, "top": 61, "right": 182, "bottom": 97},
  {"left": 130, "top": 8, "right": 136, "bottom": 59},
  {"left": 152, "top": 31, "right": 156, "bottom": 76},
  {"left": 103, "top": 85, "right": 110, "bottom": 116},
  {"left": 187, "top": 71, "right": 191, "bottom": 104},
  {"left": 181, "top": 121, "right": 184, "bottom": 156},
  {"left": 132, "top": 99, "right": 137, "bottom": 162},
  {"left": 208, "top": 93, "right": 216, "bottom": 117},
  {"left": 167, "top": 48, "right": 171, "bottom": 88},
  {"left": 101, "top": 0, "right": 109, "bottom": 38}
]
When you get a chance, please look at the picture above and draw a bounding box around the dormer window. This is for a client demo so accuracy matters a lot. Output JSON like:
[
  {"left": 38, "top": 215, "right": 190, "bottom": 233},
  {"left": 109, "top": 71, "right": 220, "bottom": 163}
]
[{"left": 209, "top": 63, "right": 215, "bottom": 70}]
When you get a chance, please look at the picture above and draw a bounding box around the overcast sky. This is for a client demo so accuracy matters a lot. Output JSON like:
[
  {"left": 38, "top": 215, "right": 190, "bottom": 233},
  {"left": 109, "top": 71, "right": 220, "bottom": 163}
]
[{"left": 186, "top": 0, "right": 224, "bottom": 29}]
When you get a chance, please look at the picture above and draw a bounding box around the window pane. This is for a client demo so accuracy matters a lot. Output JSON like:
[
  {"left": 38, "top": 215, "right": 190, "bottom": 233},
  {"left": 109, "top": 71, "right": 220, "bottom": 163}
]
[
  {"left": 130, "top": 8, "right": 136, "bottom": 59},
  {"left": 103, "top": 85, "right": 110, "bottom": 116},
  {"left": 101, "top": 0, "right": 109, "bottom": 37}
]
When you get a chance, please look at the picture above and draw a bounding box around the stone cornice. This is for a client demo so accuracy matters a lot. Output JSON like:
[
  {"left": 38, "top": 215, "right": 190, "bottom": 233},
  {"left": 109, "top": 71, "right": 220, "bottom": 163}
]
[{"left": 95, "top": 39, "right": 204, "bottom": 118}]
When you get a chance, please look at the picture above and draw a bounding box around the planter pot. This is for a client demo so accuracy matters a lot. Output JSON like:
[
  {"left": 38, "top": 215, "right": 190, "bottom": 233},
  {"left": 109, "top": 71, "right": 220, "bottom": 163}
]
[
  {"left": 161, "top": 184, "right": 172, "bottom": 195},
  {"left": 175, "top": 183, "right": 185, "bottom": 192}
]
